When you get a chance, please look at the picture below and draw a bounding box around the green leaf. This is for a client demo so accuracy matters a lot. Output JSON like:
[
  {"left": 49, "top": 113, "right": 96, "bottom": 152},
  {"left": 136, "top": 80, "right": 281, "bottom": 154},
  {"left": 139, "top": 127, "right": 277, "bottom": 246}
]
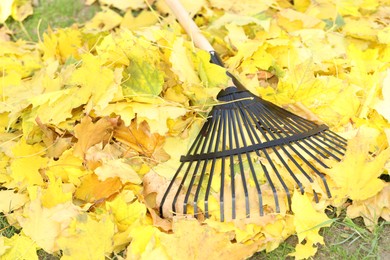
[{"left": 122, "top": 60, "right": 164, "bottom": 96}]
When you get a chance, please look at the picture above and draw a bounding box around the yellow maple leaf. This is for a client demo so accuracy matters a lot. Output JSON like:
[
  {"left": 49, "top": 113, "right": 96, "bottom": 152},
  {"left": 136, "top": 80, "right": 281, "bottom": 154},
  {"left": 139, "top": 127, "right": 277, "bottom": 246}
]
[
  {"left": 57, "top": 213, "right": 115, "bottom": 260},
  {"left": 46, "top": 148, "right": 89, "bottom": 186},
  {"left": 94, "top": 102, "right": 135, "bottom": 126},
  {"left": 17, "top": 198, "right": 79, "bottom": 253},
  {"left": 336, "top": 0, "right": 361, "bottom": 16},
  {"left": 121, "top": 10, "right": 158, "bottom": 30},
  {"left": 343, "top": 18, "right": 377, "bottom": 42},
  {"left": 126, "top": 224, "right": 165, "bottom": 259},
  {"left": 324, "top": 127, "right": 390, "bottom": 203},
  {"left": 125, "top": 102, "right": 187, "bottom": 135},
  {"left": 68, "top": 53, "right": 121, "bottom": 112},
  {"left": 95, "top": 159, "right": 142, "bottom": 184},
  {"left": 158, "top": 220, "right": 262, "bottom": 259},
  {"left": 347, "top": 184, "right": 390, "bottom": 230},
  {"left": 289, "top": 240, "right": 318, "bottom": 260},
  {"left": 105, "top": 191, "right": 147, "bottom": 232},
  {"left": 10, "top": 155, "right": 47, "bottom": 188},
  {"left": 39, "top": 28, "right": 83, "bottom": 63},
  {"left": 95, "top": 33, "right": 129, "bottom": 66},
  {"left": 41, "top": 173, "right": 73, "bottom": 208},
  {"left": 290, "top": 191, "right": 331, "bottom": 258},
  {"left": 0, "top": 189, "right": 28, "bottom": 213},
  {"left": 1, "top": 233, "right": 38, "bottom": 260},
  {"left": 170, "top": 37, "right": 200, "bottom": 85},
  {"left": 196, "top": 50, "right": 229, "bottom": 88},
  {"left": 84, "top": 8, "right": 122, "bottom": 32}
]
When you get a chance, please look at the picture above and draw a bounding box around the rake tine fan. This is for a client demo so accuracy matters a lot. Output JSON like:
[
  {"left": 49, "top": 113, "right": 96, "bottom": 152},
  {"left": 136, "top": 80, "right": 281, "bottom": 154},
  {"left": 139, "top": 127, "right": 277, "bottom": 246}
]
[{"left": 159, "top": 0, "right": 347, "bottom": 221}]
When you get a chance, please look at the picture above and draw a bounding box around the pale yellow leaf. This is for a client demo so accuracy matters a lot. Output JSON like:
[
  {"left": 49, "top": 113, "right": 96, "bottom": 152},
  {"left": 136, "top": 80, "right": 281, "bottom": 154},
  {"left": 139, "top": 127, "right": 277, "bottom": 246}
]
[
  {"left": 375, "top": 69, "right": 390, "bottom": 121},
  {"left": 324, "top": 127, "right": 389, "bottom": 202},
  {"left": 170, "top": 38, "right": 200, "bottom": 85},
  {"left": 57, "top": 214, "right": 115, "bottom": 260},
  {"left": 17, "top": 199, "right": 79, "bottom": 253},
  {"left": 95, "top": 159, "right": 142, "bottom": 184},
  {"left": 0, "top": 190, "right": 28, "bottom": 212}
]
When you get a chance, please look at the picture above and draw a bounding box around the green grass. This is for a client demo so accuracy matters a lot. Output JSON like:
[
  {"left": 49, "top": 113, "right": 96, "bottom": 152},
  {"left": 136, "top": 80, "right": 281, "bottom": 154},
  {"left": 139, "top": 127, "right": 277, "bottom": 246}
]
[
  {"left": 5, "top": 0, "right": 100, "bottom": 41},
  {"left": 0, "top": 213, "right": 18, "bottom": 238},
  {"left": 251, "top": 237, "right": 296, "bottom": 260},
  {"left": 318, "top": 218, "right": 390, "bottom": 259},
  {"left": 251, "top": 217, "right": 390, "bottom": 260}
]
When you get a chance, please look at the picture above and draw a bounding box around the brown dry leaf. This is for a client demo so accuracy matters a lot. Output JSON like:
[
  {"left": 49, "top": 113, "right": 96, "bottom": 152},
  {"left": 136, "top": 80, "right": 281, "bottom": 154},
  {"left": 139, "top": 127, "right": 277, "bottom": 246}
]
[
  {"left": 74, "top": 173, "right": 122, "bottom": 203},
  {"left": 158, "top": 219, "right": 262, "bottom": 260},
  {"left": 114, "top": 119, "right": 170, "bottom": 163},
  {"left": 35, "top": 117, "right": 71, "bottom": 158},
  {"left": 73, "top": 116, "right": 117, "bottom": 158}
]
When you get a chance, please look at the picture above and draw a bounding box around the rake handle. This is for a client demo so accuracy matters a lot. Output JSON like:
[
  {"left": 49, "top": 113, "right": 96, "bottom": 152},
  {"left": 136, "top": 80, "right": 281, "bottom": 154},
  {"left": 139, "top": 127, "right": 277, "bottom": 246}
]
[{"left": 165, "top": 0, "right": 214, "bottom": 52}]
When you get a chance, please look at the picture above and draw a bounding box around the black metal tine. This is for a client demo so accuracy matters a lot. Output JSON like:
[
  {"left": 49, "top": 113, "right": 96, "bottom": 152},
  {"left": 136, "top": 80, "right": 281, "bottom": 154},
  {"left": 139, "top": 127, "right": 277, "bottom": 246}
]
[
  {"left": 263, "top": 100, "right": 317, "bottom": 129},
  {"left": 324, "top": 130, "right": 348, "bottom": 145},
  {"left": 160, "top": 0, "right": 353, "bottom": 223},
  {"left": 160, "top": 115, "right": 215, "bottom": 217},
  {"left": 220, "top": 109, "right": 228, "bottom": 221},
  {"left": 161, "top": 86, "right": 348, "bottom": 221},
  {"left": 252, "top": 104, "right": 306, "bottom": 195},
  {"left": 238, "top": 101, "right": 283, "bottom": 212},
  {"left": 204, "top": 157, "right": 216, "bottom": 218},
  {"left": 270, "top": 107, "right": 347, "bottom": 155},
  {"left": 259, "top": 104, "right": 334, "bottom": 197},
  {"left": 237, "top": 107, "right": 264, "bottom": 216},
  {"left": 204, "top": 109, "right": 224, "bottom": 218},
  {"left": 193, "top": 109, "right": 220, "bottom": 217},
  {"left": 321, "top": 132, "right": 347, "bottom": 151},
  {"left": 159, "top": 162, "right": 184, "bottom": 217},
  {"left": 172, "top": 160, "right": 194, "bottom": 215},
  {"left": 261, "top": 105, "right": 334, "bottom": 193},
  {"left": 193, "top": 160, "right": 208, "bottom": 217},
  {"left": 302, "top": 136, "right": 344, "bottom": 161},
  {"left": 182, "top": 161, "right": 201, "bottom": 214},
  {"left": 265, "top": 106, "right": 346, "bottom": 161},
  {"left": 244, "top": 104, "right": 290, "bottom": 212},
  {"left": 311, "top": 134, "right": 345, "bottom": 156},
  {"left": 258, "top": 103, "right": 329, "bottom": 171},
  {"left": 259, "top": 97, "right": 337, "bottom": 203},
  {"left": 260, "top": 105, "right": 316, "bottom": 180},
  {"left": 184, "top": 113, "right": 218, "bottom": 215},
  {"left": 227, "top": 108, "right": 236, "bottom": 219},
  {"left": 231, "top": 107, "right": 250, "bottom": 218}
]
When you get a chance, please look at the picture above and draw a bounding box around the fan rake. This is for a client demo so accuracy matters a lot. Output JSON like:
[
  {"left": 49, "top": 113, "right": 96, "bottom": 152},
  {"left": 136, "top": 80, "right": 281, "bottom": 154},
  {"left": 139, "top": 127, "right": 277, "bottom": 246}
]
[{"left": 159, "top": 0, "right": 347, "bottom": 221}]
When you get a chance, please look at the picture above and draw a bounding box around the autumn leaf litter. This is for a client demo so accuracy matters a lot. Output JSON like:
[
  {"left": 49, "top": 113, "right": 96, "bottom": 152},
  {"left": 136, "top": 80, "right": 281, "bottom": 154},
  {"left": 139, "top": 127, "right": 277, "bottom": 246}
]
[{"left": 0, "top": 0, "right": 389, "bottom": 259}]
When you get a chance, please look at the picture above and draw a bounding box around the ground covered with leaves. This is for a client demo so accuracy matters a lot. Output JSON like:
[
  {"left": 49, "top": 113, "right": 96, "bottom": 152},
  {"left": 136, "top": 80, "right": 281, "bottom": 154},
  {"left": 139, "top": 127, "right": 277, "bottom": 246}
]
[{"left": 0, "top": 0, "right": 389, "bottom": 259}]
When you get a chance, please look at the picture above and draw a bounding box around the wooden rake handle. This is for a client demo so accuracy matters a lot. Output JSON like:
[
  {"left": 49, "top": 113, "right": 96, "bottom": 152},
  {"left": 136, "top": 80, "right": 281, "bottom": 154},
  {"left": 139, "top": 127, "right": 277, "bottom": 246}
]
[{"left": 165, "top": 0, "right": 214, "bottom": 52}]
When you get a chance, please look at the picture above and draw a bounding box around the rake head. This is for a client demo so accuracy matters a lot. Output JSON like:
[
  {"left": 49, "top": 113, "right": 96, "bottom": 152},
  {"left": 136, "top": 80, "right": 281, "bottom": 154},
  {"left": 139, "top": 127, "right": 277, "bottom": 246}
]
[{"left": 159, "top": 52, "right": 347, "bottom": 222}]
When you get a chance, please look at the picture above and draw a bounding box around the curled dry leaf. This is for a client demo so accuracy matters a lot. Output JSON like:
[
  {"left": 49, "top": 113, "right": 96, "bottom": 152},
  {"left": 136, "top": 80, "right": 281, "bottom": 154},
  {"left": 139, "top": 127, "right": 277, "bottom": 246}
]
[
  {"left": 114, "top": 119, "right": 170, "bottom": 163},
  {"left": 73, "top": 116, "right": 118, "bottom": 158}
]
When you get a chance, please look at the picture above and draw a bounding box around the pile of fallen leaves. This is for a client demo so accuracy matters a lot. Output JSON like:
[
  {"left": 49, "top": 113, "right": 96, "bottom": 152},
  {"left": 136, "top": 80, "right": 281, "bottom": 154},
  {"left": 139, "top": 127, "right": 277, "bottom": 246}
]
[{"left": 1, "top": 0, "right": 389, "bottom": 259}]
